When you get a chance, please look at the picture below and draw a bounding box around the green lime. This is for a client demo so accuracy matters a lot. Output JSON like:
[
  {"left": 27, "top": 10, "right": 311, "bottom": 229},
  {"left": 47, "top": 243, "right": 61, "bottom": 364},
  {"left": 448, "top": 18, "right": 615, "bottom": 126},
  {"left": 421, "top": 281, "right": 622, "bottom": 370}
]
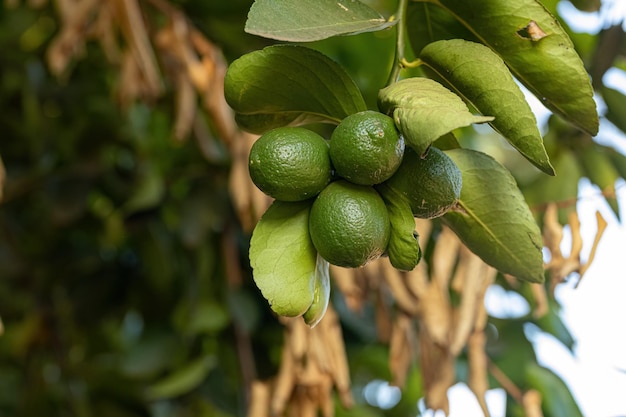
[
  {"left": 248, "top": 127, "right": 332, "bottom": 202},
  {"left": 329, "top": 110, "right": 404, "bottom": 185},
  {"left": 383, "top": 146, "right": 461, "bottom": 219},
  {"left": 309, "top": 180, "right": 390, "bottom": 268}
]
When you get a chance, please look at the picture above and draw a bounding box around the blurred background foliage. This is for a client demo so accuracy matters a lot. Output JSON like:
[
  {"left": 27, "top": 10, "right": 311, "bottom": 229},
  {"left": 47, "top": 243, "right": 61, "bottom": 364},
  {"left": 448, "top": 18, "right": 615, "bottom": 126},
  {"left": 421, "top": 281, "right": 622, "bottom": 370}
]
[{"left": 1, "top": 0, "right": 625, "bottom": 416}]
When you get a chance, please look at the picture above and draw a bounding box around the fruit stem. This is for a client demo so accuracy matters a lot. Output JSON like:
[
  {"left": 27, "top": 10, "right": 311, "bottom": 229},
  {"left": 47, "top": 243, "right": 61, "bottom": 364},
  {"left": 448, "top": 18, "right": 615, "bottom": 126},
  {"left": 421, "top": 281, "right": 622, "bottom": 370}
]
[{"left": 386, "top": 0, "right": 410, "bottom": 86}]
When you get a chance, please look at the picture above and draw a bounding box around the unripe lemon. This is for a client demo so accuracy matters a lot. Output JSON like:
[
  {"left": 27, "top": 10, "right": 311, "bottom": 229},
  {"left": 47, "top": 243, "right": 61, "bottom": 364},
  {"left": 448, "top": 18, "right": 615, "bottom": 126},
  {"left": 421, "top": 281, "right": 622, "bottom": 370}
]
[
  {"left": 309, "top": 180, "right": 390, "bottom": 268},
  {"left": 248, "top": 127, "right": 332, "bottom": 201},
  {"left": 383, "top": 146, "right": 461, "bottom": 219},
  {"left": 329, "top": 111, "right": 404, "bottom": 185}
]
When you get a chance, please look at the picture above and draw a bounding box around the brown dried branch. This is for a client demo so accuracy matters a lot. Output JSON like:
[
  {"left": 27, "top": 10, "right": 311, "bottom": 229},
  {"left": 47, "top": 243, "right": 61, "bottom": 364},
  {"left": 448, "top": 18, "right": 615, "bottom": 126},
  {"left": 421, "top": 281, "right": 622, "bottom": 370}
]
[
  {"left": 419, "top": 321, "right": 455, "bottom": 414},
  {"left": 248, "top": 381, "right": 270, "bottom": 417},
  {"left": 577, "top": 210, "right": 608, "bottom": 285},
  {"left": 468, "top": 331, "right": 490, "bottom": 417},
  {"left": 487, "top": 360, "right": 523, "bottom": 404},
  {"left": 389, "top": 312, "right": 415, "bottom": 388},
  {"left": 522, "top": 389, "right": 544, "bottom": 417},
  {"left": 113, "top": 0, "right": 163, "bottom": 98}
]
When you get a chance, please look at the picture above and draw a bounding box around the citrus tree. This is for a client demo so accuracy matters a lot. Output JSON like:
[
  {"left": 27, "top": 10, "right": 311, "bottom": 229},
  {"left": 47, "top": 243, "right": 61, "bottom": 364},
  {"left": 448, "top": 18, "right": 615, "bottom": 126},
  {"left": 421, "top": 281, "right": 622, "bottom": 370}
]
[{"left": 0, "top": 0, "right": 624, "bottom": 416}]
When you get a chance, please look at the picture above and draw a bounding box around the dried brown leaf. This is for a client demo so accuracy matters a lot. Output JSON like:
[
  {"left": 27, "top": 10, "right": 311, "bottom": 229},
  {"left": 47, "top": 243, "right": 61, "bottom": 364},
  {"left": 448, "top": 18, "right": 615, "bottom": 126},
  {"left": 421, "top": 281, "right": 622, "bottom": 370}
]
[
  {"left": 248, "top": 381, "right": 270, "bottom": 417},
  {"left": 47, "top": 0, "right": 100, "bottom": 77},
  {"left": 530, "top": 282, "right": 549, "bottom": 318},
  {"left": 567, "top": 210, "right": 583, "bottom": 261},
  {"left": 543, "top": 203, "right": 563, "bottom": 260},
  {"left": 323, "top": 307, "right": 353, "bottom": 408},
  {"left": 403, "top": 258, "right": 428, "bottom": 299},
  {"left": 467, "top": 331, "right": 490, "bottom": 417},
  {"left": 419, "top": 323, "right": 454, "bottom": 414},
  {"left": 113, "top": 0, "right": 162, "bottom": 97},
  {"left": 381, "top": 258, "right": 420, "bottom": 315},
  {"left": 522, "top": 389, "right": 544, "bottom": 417},
  {"left": 432, "top": 226, "right": 461, "bottom": 289},
  {"left": 420, "top": 281, "right": 452, "bottom": 346},
  {"left": 271, "top": 341, "right": 296, "bottom": 416},
  {"left": 450, "top": 247, "right": 487, "bottom": 355},
  {"left": 389, "top": 313, "right": 414, "bottom": 388},
  {"left": 330, "top": 265, "right": 365, "bottom": 312},
  {"left": 578, "top": 210, "right": 608, "bottom": 282},
  {"left": 173, "top": 72, "right": 197, "bottom": 142}
]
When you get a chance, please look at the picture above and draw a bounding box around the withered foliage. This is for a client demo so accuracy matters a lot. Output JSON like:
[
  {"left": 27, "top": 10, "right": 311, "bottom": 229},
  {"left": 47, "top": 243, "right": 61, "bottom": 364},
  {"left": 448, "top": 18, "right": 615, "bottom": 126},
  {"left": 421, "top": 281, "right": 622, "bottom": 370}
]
[{"left": 27, "top": 1, "right": 610, "bottom": 416}]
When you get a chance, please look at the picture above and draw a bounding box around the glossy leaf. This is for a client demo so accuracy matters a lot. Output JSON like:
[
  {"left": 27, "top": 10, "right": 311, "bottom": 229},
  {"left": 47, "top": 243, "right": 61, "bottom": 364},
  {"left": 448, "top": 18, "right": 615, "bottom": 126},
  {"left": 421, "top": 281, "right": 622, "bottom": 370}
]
[
  {"left": 303, "top": 255, "right": 331, "bottom": 327},
  {"left": 377, "top": 183, "right": 421, "bottom": 271},
  {"left": 525, "top": 363, "right": 584, "bottom": 417},
  {"left": 224, "top": 45, "right": 367, "bottom": 133},
  {"left": 420, "top": 39, "right": 554, "bottom": 175},
  {"left": 245, "top": 0, "right": 392, "bottom": 42},
  {"left": 377, "top": 78, "right": 493, "bottom": 155},
  {"left": 442, "top": 149, "right": 545, "bottom": 283},
  {"left": 406, "top": 2, "right": 476, "bottom": 55},
  {"left": 429, "top": 0, "right": 599, "bottom": 135},
  {"left": 249, "top": 200, "right": 317, "bottom": 317},
  {"left": 145, "top": 356, "right": 217, "bottom": 400}
]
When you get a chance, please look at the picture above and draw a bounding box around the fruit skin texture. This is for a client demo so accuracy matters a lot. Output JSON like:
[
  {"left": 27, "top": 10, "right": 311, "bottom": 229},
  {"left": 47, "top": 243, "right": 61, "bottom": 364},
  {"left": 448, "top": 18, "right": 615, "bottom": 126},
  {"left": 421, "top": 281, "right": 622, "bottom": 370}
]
[
  {"left": 248, "top": 127, "right": 332, "bottom": 202},
  {"left": 309, "top": 180, "right": 390, "bottom": 268},
  {"left": 383, "top": 146, "right": 462, "bottom": 219},
  {"left": 329, "top": 110, "right": 404, "bottom": 186}
]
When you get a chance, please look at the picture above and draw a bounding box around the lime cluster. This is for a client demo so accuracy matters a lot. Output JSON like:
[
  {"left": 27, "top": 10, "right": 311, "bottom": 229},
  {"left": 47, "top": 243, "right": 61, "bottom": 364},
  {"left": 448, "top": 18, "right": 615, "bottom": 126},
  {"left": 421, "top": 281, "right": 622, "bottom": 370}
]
[{"left": 248, "top": 110, "right": 461, "bottom": 269}]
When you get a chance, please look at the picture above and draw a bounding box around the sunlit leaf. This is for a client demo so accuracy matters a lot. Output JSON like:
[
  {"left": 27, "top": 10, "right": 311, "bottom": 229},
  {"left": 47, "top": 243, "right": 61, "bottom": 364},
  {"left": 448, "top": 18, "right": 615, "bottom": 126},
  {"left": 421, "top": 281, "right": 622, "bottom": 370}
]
[
  {"left": 424, "top": 0, "right": 599, "bottom": 135},
  {"left": 443, "top": 149, "right": 545, "bottom": 283},
  {"left": 420, "top": 39, "right": 554, "bottom": 175},
  {"left": 224, "top": 45, "right": 367, "bottom": 133},
  {"left": 245, "top": 0, "right": 393, "bottom": 42},
  {"left": 249, "top": 200, "right": 317, "bottom": 317},
  {"left": 378, "top": 78, "right": 492, "bottom": 155}
]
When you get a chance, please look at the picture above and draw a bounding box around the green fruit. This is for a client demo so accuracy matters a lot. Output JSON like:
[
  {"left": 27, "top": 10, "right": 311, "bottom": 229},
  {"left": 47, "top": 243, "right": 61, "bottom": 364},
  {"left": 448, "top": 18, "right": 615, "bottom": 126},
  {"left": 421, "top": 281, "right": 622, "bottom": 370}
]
[
  {"left": 329, "top": 110, "right": 404, "bottom": 185},
  {"left": 309, "top": 180, "right": 390, "bottom": 268},
  {"left": 384, "top": 146, "right": 461, "bottom": 219},
  {"left": 248, "top": 127, "right": 332, "bottom": 201}
]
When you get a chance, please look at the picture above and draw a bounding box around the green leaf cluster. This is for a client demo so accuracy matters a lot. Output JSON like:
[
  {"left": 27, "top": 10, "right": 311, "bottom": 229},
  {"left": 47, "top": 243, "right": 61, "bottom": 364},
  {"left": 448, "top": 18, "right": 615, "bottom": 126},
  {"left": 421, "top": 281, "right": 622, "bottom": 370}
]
[{"left": 229, "top": 0, "right": 604, "bottom": 289}]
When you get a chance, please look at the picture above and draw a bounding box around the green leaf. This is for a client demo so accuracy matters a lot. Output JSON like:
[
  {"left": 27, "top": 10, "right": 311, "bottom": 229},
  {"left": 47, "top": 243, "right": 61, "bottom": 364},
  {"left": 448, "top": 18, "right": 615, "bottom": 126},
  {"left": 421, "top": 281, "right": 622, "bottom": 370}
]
[
  {"left": 145, "top": 356, "right": 216, "bottom": 400},
  {"left": 224, "top": 45, "right": 367, "bottom": 133},
  {"left": 377, "top": 78, "right": 493, "bottom": 155},
  {"left": 406, "top": 2, "right": 476, "bottom": 55},
  {"left": 575, "top": 142, "right": 620, "bottom": 219},
  {"left": 523, "top": 148, "right": 582, "bottom": 225},
  {"left": 602, "top": 85, "right": 626, "bottom": 135},
  {"left": 525, "top": 363, "right": 584, "bottom": 417},
  {"left": 249, "top": 200, "right": 317, "bottom": 317},
  {"left": 442, "top": 149, "right": 545, "bottom": 283},
  {"left": 303, "top": 255, "right": 331, "bottom": 327},
  {"left": 532, "top": 301, "right": 575, "bottom": 351},
  {"left": 430, "top": 0, "right": 599, "bottom": 135},
  {"left": 377, "top": 183, "right": 421, "bottom": 271},
  {"left": 420, "top": 39, "right": 554, "bottom": 175},
  {"left": 245, "top": 0, "right": 393, "bottom": 42}
]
